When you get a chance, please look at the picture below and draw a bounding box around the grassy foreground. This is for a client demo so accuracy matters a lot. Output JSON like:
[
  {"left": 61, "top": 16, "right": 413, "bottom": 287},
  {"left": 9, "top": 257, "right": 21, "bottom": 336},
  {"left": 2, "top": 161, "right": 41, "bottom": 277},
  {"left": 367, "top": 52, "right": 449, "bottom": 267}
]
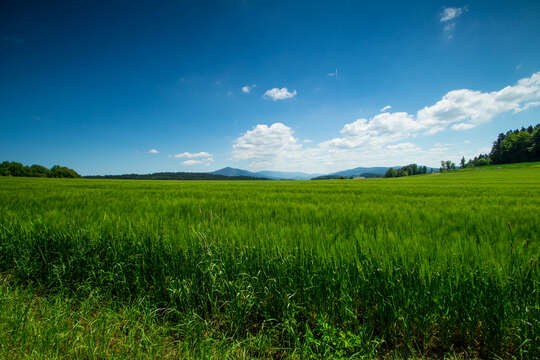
[{"left": 0, "top": 164, "right": 539, "bottom": 358}]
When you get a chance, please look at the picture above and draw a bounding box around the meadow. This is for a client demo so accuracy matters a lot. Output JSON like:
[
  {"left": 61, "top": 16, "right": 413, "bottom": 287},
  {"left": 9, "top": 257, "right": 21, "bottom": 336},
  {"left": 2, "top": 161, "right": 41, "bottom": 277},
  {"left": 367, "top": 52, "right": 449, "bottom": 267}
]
[{"left": 0, "top": 164, "right": 539, "bottom": 359}]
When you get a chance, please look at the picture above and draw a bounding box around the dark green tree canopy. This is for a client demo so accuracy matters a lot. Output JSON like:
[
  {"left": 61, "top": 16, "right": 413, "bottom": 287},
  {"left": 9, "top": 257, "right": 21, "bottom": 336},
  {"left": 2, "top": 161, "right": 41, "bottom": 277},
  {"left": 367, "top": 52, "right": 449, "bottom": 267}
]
[
  {"left": 489, "top": 123, "right": 540, "bottom": 164},
  {"left": 384, "top": 164, "right": 427, "bottom": 178},
  {"left": 0, "top": 161, "right": 80, "bottom": 178}
]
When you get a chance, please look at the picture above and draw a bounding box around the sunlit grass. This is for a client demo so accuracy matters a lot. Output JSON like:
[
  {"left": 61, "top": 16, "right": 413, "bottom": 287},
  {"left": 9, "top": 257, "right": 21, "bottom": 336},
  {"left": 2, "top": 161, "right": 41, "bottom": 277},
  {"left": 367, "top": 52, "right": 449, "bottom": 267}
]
[{"left": 0, "top": 163, "right": 538, "bottom": 358}]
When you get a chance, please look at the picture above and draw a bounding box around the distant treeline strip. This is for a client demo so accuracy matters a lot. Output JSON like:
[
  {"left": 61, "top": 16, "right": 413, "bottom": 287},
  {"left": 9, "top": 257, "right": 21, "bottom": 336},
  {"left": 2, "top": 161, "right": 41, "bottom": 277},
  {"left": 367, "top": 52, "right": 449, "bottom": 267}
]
[
  {"left": 312, "top": 173, "right": 382, "bottom": 180},
  {"left": 85, "top": 172, "right": 270, "bottom": 181},
  {"left": 384, "top": 164, "right": 429, "bottom": 178},
  {"left": 0, "top": 161, "right": 80, "bottom": 178}
]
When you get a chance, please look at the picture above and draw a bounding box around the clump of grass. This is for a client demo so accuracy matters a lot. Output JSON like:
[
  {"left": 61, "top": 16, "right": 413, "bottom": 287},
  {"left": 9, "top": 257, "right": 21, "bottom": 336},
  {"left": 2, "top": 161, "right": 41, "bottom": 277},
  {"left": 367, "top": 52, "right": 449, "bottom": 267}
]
[{"left": 0, "top": 163, "right": 539, "bottom": 357}]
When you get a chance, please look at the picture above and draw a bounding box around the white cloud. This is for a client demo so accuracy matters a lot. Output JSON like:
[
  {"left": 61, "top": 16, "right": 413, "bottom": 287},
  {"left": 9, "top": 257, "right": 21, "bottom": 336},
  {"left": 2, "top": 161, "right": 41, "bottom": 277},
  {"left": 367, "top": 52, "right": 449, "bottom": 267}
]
[
  {"left": 443, "top": 23, "right": 456, "bottom": 31},
  {"left": 175, "top": 151, "right": 214, "bottom": 165},
  {"left": 440, "top": 6, "right": 467, "bottom": 39},
  {"left": 232, "top": 122, "right": 466, "bottom": 171},
  {"left": 304, "top": 139, "right": 313, "bottom": 143},
  {"left": 232, "top": 123, "right": 303, "bottom": 169},
  {"left": 451, "top": 123, "right": 475, "bottom": 131},
  {"left": 417, "top": 72, "right": 540, "bottom": 131},
  {"left": 515, "top": 101, "right": 540, "bottom": 112},
  {"left": 231, "top": 72, "right": 540, "bottom": 172},
  {"left": 440, "top": 7, "right": 465, "bottom": 22},
  {"left": 148, "top": 149, "right": 159, "bottom": 154},
  {"left": 264, "top": 88, "right": 297, "bottom": 101},
  {"left": 386, "top": 142, "right": 421, "bottom": 152},
  {"left": 173, "top": 152, "right": 212, "bottom": 158},
  {"left": 183, "top": 160, "right": 202, "bottom": 165},
  {"left": 380, "top": 105, "right": 392, "bottom": 112},
  {"left": 242, "top": 84, "right": 256, "bottom": 93}
]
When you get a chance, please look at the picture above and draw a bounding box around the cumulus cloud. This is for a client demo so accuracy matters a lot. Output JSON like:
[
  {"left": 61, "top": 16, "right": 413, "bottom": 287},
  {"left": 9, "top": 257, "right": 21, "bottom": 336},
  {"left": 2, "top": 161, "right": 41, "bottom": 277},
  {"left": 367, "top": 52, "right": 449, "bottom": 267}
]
[
  {"left": 416, "top": 72, "right": 540, "bottom": 131},
  {"left": 380, "top": 105, "right": 392, "bottom": 112},
  {"left": 173, "top": 152, "right": 212, "bottom": 158},
  {"left": 321, "top": 112, "right": 423, "bottom": 150},
  {"left": 233, "top": 123, "right": 301, "bottom": 160},
  {"left": 232, "top": 123, "right": 303, "bottom": 168},
  {"left": 148, "top": 149, "right": 159, "bottom": 154},
  {"left": 232, "top": 72, "right": 540, "bottom": 172},
  {"left": 264, "top": 88, "right": 297, "bottom": 101},
  {"left": 174, "top": 151, "right": 214, "bottom": 165}
]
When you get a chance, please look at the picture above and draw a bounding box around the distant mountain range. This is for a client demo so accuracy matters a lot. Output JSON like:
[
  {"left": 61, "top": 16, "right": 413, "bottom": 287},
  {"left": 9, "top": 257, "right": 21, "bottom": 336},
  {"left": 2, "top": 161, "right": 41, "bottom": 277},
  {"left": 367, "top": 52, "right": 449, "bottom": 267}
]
[
  {"left": 211, "top": 167, "right": 321, "bottom": 180},
  {"left": 328, "top": 166, "right": 399, "bottom": 178},
  {"left": 85, "top": 165, "right": 437, "bottom": 182},
  {"left": 211, "top": 165, "right": 437, "bottom": 180}
]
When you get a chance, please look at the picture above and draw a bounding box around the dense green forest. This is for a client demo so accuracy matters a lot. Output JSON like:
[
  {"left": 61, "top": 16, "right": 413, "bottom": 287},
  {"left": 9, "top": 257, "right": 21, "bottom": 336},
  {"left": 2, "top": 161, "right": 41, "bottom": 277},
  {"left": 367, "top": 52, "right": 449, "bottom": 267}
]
[
  {"left": 0, "top": 161, "right": 80, "bottom": 178},
  {"left": 85, "top": 172, "right": 269, "bottom": 181}
]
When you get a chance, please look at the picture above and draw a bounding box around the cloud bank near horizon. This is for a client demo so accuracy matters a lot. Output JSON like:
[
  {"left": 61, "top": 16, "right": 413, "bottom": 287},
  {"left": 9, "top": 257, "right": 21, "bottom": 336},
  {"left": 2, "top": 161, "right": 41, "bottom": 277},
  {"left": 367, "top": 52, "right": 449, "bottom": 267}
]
[{"left": 232, "top": 72, "right": 540, "bottom": 172}]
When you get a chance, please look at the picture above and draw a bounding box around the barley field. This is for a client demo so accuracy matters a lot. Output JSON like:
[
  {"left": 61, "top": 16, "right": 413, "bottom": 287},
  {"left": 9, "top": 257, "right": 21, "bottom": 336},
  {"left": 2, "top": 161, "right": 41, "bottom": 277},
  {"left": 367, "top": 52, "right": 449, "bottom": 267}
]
[{"left": 0, "top": 164, "right": 539, "bottom": 359}]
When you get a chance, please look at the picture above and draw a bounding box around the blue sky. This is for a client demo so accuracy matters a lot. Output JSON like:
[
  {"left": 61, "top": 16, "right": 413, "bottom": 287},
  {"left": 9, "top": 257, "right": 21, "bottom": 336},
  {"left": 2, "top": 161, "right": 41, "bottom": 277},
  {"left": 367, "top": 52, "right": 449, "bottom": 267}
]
[{"left": 1, "top": 1, "right": 539, "bottom": 175}]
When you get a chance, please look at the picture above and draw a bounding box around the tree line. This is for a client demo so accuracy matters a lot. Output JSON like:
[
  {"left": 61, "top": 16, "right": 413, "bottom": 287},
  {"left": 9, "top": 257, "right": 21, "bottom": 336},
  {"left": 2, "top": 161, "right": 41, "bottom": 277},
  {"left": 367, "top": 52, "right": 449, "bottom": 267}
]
[
  {"left": 489, "top": 123, "right": 540, "bottom": 164},
  {"left": 449, "top": 122, "right": 540, "bottom": 170},
  {"left": 85, "top": 172, "right": 269, "bottom": 181},
  {"left": 0, "top": 161, "right": 81, "bottom": 178},
  {"left": 384, "top": 164, "right": 429, "bottom": 178},
  {"left": 312, "top": 173, "right": 382, "bottom": 180},
  {"left": 386, "top": 123, "right": 540, "bottom": 177}
]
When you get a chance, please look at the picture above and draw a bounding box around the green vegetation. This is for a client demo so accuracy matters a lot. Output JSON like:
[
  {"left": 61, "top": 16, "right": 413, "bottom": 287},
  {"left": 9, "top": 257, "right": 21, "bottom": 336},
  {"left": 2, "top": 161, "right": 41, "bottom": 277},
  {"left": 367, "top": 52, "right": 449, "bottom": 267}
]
[
  {"left": 0, "top": 161, "right": 81, "bottom": 178},
  {"left": 386, "top": 123, "right": 540, "bottom": 179},
  {"left": 85, "top": 172, "right": 269, "bottom": 181},
  {"left": 384, "top": 164, "right": 429, "bottom": 178},
  {"left": 1, "top": 164, "right": 539, "bottom": 358},
  {"left": 459, "top": 123, "right": 540, "bottom": 169},
  {"left": 312, "top": 173, "right": 383, "bottom": 180},
  {"left": 490, "top": 123, "right": 540, "bottom": 164}
]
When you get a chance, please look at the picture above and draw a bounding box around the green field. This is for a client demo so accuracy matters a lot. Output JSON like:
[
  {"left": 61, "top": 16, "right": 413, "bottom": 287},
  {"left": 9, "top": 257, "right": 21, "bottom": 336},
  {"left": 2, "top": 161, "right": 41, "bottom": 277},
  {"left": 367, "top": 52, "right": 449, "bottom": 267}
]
[{"left": 1, "top": 164, "right": 539, "bottom": 359}]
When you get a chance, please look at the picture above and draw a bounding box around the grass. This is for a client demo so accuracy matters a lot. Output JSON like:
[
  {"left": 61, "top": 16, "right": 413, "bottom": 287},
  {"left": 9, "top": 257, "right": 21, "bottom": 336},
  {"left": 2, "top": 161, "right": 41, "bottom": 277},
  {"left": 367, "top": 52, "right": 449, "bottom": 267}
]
[{"left": 0, "top": 163, "right": 539, "bottom": 358}]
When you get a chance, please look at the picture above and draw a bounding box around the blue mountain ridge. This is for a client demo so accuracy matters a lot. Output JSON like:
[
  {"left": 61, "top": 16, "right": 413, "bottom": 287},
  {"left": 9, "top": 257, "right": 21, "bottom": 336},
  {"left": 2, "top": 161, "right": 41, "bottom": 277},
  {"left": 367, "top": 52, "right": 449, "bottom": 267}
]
[{"left": 211, "top": 165, "right": 437, "bottom": 180}]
